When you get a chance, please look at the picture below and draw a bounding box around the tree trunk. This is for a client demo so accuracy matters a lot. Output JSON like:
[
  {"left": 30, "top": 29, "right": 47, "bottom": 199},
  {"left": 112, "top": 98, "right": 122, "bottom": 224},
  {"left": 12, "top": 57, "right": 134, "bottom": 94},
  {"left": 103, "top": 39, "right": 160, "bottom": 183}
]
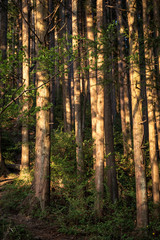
[
  {"left": 153, "top": 0, "right": 160, "bottom": 158},
  {"left": 49, "top": 0, "right": 55, "bottom": 131},
  {"left": 116, "top": 0, "right": 132, "bottom": 159},
  {"left": 61, "top": 1, "right": 72, "bottom": 132},
  {"left": 0, "top": 0, "right": 8, "bottom": 175},
  {"left": 95, "top": 0, "right": 104, "bottom": 218},
  {"left": 142, "top": 0, "right": 160, "bottom": 206},
  {"left": 86, "top": 0, "right": 97, "bottom": 165},
  {"left": 0, "top": 0, "right": 8, "bottom": 60},
  {"left": 34, "top": 0, "right": 50, "bottom": 211},
  {"left": 21, "top": 0, "right": 30, "bottom": 177},
  {"left": 126, "top": 0, "right": 148, "bottom": 228},
  {"left": 104, "top": 84, "right": 118, "bottom": 203},
  {"left": 72, "top": 0, "right": 84, "bottom": 177}
]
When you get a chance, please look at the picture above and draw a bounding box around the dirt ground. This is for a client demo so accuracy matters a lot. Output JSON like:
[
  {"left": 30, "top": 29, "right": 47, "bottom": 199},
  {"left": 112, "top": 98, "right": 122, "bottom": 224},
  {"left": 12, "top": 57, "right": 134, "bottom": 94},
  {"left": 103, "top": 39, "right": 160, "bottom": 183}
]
[{"left": 0, "top": 175, "right": 85, "bottom": 240}]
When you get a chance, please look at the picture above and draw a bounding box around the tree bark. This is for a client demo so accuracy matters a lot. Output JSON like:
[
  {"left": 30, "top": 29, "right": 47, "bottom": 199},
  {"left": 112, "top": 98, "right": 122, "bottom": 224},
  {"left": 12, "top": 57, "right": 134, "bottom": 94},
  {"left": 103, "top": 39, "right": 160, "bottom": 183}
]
[
  {"left": 21, "top": 0, "right": 30, "bottom": 176},
  {"left": 104, "top": 84, "right": 118, "bottom": 203},
  {"left": 61, "top": 0, "right": 72, "bottom": 132},
  {"left": 86, "top": 0, "right": 97, "bottom": 165},
  {"left": 126, "top": 0, "right": 148, "bottom": 228},
  {"left": 0, "top": 0, "right": 8, "bottom": 175},
  {"left": 116, "top": 0, "right": 132, "bottom": 159},
  {"left": 34, "top": 0, "right": 50, "bottom": 211},
  {"left": 72, "top": 0, "right": 84, "bottom": 177},
  {"left": 153, "top": 0, "right": 160, "bottom": 158},
  {"left": 49, "top": 0, "right": 55, "bottom": 131},
  {"left": 142, "top": 0, "right": 160, "bottom": 206},
  {"left": 95, "top": 0, "right": 104, "bottom": 218}
]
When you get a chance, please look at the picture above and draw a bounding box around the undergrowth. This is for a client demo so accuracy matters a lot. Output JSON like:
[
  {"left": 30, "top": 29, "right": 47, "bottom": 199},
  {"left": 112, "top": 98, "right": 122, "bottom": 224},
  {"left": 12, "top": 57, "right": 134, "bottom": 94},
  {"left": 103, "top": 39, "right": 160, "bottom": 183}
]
[
  {"left": 0, "top": 218, "right": 34, "bottom": 240},
  {"left": 1, "top": 129, "right": 160, "bottom": 240}
]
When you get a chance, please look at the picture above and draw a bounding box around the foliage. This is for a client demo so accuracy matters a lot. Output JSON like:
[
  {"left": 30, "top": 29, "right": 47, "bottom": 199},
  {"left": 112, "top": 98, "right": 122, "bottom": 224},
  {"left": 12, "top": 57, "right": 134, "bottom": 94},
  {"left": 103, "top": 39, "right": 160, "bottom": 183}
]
[
  {"left": 50, "top": 128, "right": 77, "bottom": 190},
  {"left": 49, "top": 128, "right": 138, "bottom": 239},
  {"left": 0, "top": 178, "right": 32, "bottom": 214},
  {"left": 0, "top": 219, "right": 34, "bottom": 240}
]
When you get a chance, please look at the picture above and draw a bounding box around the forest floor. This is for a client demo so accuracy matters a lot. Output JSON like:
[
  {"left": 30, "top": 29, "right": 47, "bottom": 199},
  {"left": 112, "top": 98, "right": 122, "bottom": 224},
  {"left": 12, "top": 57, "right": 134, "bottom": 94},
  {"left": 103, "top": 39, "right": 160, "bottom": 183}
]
[{"left": 0, "top": 174, "right": 85, "bottom": 240}]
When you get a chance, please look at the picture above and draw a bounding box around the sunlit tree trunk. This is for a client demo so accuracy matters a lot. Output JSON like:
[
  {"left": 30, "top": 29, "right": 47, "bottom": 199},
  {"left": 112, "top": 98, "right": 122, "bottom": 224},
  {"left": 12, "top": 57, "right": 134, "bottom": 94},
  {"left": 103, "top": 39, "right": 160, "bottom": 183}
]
[
  {"left": 72, "top": 0, "right": 84, "bottom": 177},
  {"left": 67, "top": 0, "right": 73, "bottom": 128},
  {"left": 49, "top": 0, "right": 55, "bottom": 131},
  {"left": 142, "top": 0, "right": 160, "bottom": 207},
  {"left": 126, "top": 0, "right": 148, "bottom": 228},
  {"left": 153, "top": 0, "right": 160, "bottom": 72},
  {"left": 34, "top": 0, "right": 50, "bottom": 211},
  {"left": 95, "top": 0, "right": 104, "bottom": 218},
  {"left": 20, "top": 0, "right": 30, "bottom": 176},
  {"left": 54, "top": 14, "right": 60, "bottom": 102},
  {"left": 116, "top": 0, "right": 132, "bottom": 159},
  {"left": 0, "top": 0, "right": 8, "bottom": 174},
  {"left": 86, "top": 0, "right": 97, "bottom": 164},
  {"left": 153, "top": 0, "right": 160, "bottom": 158}
]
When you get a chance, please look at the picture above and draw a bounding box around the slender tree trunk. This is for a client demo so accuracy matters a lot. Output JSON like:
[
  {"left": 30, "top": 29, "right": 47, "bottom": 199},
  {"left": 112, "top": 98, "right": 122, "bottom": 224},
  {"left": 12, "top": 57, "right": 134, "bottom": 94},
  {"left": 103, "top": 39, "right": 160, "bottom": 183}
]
[
  {"left": 21, "top": 0, "right": 30, "bottom": 176},
  {"left": 142, "top": 0, "right": 160, "bottom": 206},
  {"left": 80, "top": 2, "right": 88, "bottom": 138},
  {"left": 95, "top": 0, "right": 104, "bottom": 218},
  {"left": 153, "top": 0, "right": 160, "bottom": 158},
  {"left": 126, "top": 0, "right": 148, "bottom": 229},
  {"left": 67, "top": 0, "right": 73, "bottom": 128},
  {"left": 49, "top": 0, "right": 55, "bottom": 131},
  {"left": 54, "top": 14, "right": 60, "bottom": 102},
  {"left": 86, "top": 0, "right": 97, "bottom": 164},
  {"left": 153, "top": 0, "right": 160, "bottom": 73},
  {"left": 72, "top": 0, "right": 84, "bottom": 177},
  {"left": 0, "top": 0, "right": 8, "bottom": 175},
  {"left": 61, "top": 1, "right": 72, "bottom": 132},
  {"left": 104, "top": 83, "right": 118, "bottom": 203},
  {"left": 34, "top": 0, "right": 50, "bottom": 210},
  {"left": 0, "top": 0, "right": 8, "bottom": 60},
  {"left": 116, "top": 0, "right": 132, "bottom": 159}
]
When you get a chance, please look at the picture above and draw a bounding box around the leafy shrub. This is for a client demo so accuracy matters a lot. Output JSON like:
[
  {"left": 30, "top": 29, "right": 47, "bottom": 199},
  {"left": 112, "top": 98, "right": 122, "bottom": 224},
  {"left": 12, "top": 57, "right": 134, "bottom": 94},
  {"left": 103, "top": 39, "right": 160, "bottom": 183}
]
[{"left": 0, "top": 219, "right": 33, "bottom": 240}]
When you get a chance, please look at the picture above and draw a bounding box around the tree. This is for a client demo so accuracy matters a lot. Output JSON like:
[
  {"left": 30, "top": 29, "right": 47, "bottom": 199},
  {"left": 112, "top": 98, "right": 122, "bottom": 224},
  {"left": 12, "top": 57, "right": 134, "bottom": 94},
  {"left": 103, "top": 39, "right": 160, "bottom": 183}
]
[
  {"left": 86, "top": 0, "right": 97, "bottom": 164},
  {"left": 20, "top": 0, "right": 30, "bottom": 176},
  {"left": 61, "top": 0, "right": 72, "bottom": 132},
  {"left": 104, "top": 82, "right": 118, "bottom": 203},
  {"left": 0, "top": 0, "right": 8, "bottom": 175},
  {"left": 126, "top": 0, "right": 148, "bottom": 228},
  {"left": 95, "top": 0, "right": 104, "bottom": 218},
  {"left": 72, "top": 0, "right": 84, "bottom": 177},
  {"left": 34, "top": 0, "right": 50, "bottom": 210},
  {"left": 116, "top": 0, "right": 132, "bottom": 159},
  {"left": 142, "top": 0, "right": 160, "bottom": 207},
  {"left": 153, "top": 0, "right": 160, "bottom": 158}
]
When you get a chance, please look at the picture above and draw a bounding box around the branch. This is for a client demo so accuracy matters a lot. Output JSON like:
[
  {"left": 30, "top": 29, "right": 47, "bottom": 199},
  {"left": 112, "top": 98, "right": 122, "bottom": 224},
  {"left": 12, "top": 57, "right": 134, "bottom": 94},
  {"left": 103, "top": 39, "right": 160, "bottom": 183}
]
[
  {"left": 105, "top": 3, "right": 129, "bottom": 12},
  {"left": 11, "top": 0, "right": 43, "bottom": 44},
  {"left": 0, "top": 48, "right": 85, "bottom": 116}
]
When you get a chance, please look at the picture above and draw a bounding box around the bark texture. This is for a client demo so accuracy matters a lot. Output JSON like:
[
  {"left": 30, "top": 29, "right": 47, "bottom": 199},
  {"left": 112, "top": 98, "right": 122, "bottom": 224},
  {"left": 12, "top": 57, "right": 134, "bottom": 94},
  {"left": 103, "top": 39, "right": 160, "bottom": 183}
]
[
  {"left": 72, "top": 0, "right": 84, "bottom": 176},
  {"left": 95, "top": 0, "right": 104, "bottom": 218},
  {"left": 153, "top": 0, "right": 160, "bottom": 158},
  {"left": 104, "top": 84, "right": 118, "bottom": 203},
  {"left": 61, "top": 1, "right": 72, "bottom": 132},
  {"left": 34, "top": 0, "right": 50, "bottom": 210},
  {"left": 21, "top": 0, "right": 30, "bottom": 176},
  {"left": 86, "top": 0, "right": 97, "bottom": 164},
  {"left": 142, "top": 0, "right": 160, "bottom": 205},
  {"left": 0, "top": 0, "right": 8, "bottom": 175},
  {"left": 116, "top": 0, "right": 132, "bottom": 158},
  {"left": 127, "top": 0, "right": 148, "bottom": 228}
]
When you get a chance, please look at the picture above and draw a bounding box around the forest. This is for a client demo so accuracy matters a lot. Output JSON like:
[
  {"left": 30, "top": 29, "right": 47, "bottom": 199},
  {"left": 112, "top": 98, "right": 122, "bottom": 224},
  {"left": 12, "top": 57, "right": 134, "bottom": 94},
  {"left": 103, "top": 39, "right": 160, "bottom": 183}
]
[{"left": 0, "top": 0, "right": 160, "bottom": 239}]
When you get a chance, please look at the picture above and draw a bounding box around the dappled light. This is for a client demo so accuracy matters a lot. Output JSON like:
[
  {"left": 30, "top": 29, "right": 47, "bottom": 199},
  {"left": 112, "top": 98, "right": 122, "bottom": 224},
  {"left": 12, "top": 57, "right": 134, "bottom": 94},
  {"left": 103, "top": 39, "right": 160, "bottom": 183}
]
[{"left": 1, "top": 0, "right": 160, "bottom": 239}]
